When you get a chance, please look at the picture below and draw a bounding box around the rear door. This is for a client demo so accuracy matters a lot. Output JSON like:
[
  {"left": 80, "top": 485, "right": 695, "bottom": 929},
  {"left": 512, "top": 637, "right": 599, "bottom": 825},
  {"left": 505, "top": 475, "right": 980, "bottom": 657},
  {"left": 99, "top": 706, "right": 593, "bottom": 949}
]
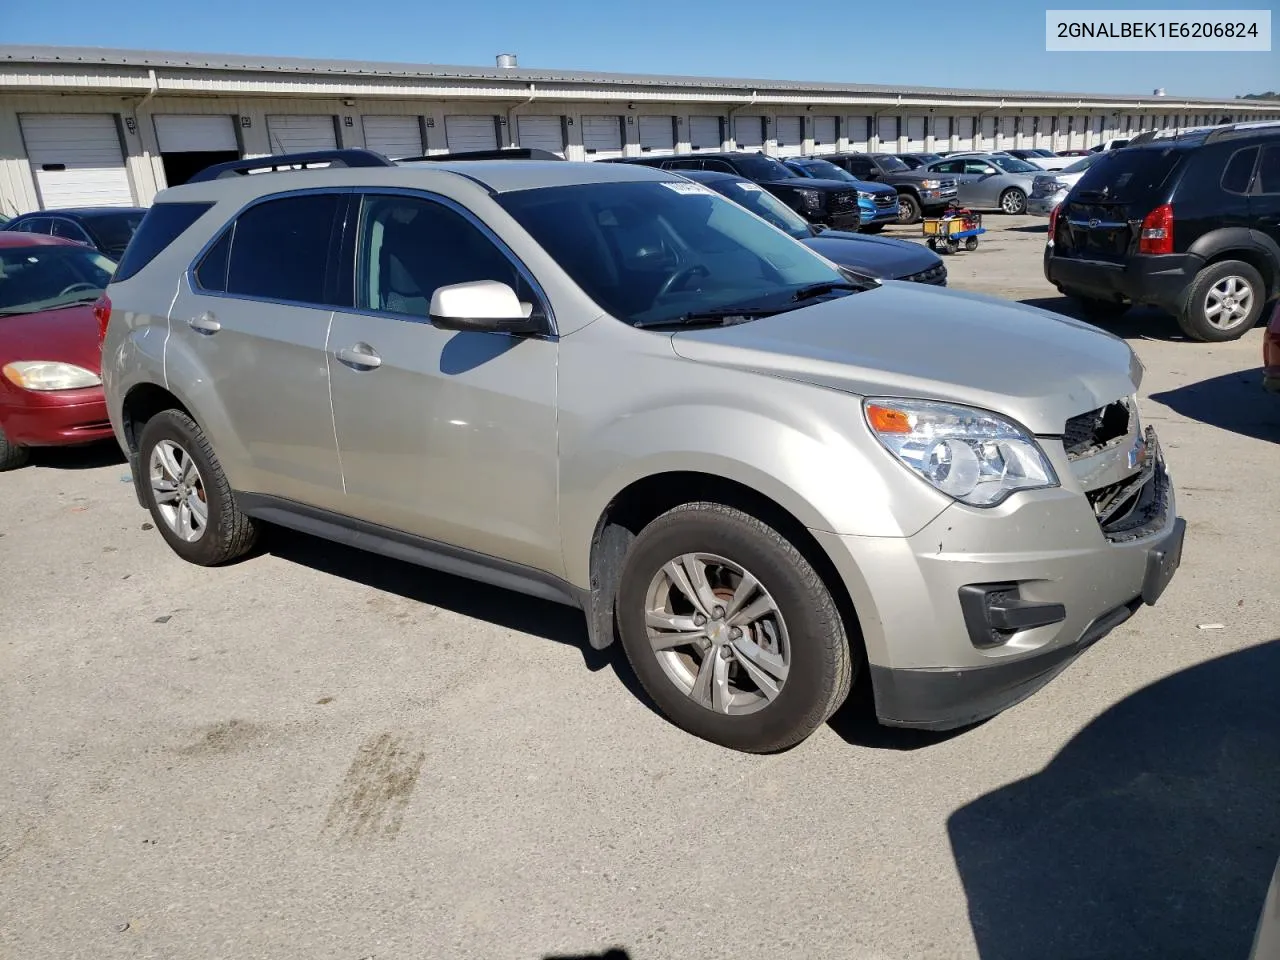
[
  {"left": 1252, "top": 143, "right": 1280, "bottom": 254},
  {"left": 1057, "top": 148, "right": 1185, "bottom": 263},
  {"left": 170, "top": 191, "right": 346, "bottom": 507}
]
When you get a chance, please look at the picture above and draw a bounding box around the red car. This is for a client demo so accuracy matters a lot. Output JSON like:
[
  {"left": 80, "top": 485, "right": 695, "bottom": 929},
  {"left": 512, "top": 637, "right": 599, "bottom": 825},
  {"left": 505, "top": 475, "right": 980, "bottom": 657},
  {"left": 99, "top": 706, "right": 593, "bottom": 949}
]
[
  {"left": 0, "top": 233, "right": 116, "bottom": 469},
  {"left": 1266, "top": 300, "right": 1280, "bottom": 393}
]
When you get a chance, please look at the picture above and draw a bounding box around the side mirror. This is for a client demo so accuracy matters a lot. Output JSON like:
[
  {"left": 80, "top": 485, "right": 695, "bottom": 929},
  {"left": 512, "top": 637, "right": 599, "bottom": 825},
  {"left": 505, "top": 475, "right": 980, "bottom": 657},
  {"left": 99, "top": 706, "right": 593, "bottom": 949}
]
[{"left": 429, "top": 280, "right": 541, "bottom": 335}]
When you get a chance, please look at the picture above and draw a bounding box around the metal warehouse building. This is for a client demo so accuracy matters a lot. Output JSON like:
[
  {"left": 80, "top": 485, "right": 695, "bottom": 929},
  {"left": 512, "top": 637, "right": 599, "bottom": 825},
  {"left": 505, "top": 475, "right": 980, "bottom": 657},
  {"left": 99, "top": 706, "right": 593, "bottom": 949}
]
[{"left": 1, "top": 44, "right": 1278, "bottom": 215}]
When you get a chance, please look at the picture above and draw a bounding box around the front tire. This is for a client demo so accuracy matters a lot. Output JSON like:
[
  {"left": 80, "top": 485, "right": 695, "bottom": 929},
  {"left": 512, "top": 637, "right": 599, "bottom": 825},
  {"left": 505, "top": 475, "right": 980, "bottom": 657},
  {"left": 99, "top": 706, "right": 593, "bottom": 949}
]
[
  {"left": 0, "top": 427, "right": 29, "bottom": 471},
  {"left": 138, "top": 409, "right": 259, "bottom": 566},
  {"left": 1176, "top": 260, "right": 1265, "bottom": 342},
  {"left": 616, "top": 502, "right": 855, "bottom": 753},
  {"left": 999, "top": 188, "right": 1028, "bottom": 215},
  {"left": 897, "top": 193, "right": 922, "bottom": 225}
]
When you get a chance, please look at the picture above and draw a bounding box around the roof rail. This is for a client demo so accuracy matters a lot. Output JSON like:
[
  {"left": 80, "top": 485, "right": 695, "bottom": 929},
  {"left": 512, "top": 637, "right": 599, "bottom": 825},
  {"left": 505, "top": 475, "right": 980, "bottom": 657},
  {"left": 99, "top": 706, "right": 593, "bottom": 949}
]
[
  {"left": 395, "top": 147, "right": 567, "bottom": 162},
  {"left": 187, "top": 149, "right": 395, "bottom": 183},
  {"left": 1203, "top": 119, "right": 1280, "bottom": 144}
]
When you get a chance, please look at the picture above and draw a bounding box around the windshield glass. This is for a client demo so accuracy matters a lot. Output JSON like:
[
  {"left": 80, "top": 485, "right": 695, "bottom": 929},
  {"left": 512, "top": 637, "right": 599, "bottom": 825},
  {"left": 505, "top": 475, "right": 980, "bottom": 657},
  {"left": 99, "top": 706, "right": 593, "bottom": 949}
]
[
  {"left": 0, "top": 245, "right": 115, "bottom": 314},
  {"left": 1063, "top": 154, "right": 1100, "bottom": 174},
  {"left": 990, "top": 155, "right": 1040, "bottom": 173},
  {"left": 712, "top": 180, "right": 812, "bottom": 239},
  {"left": 874, "top": 155, "right": 909, "bottom": 172},
  {"left": 732, "top": 155, "right": 797, "bottom": 181},
  {"left": 85, "top": 212, "right": 143, "bottom": 252},
  {"left": 1073, "top": 148, "right": 1182, "bottom": 202},
  {"left": 791, "top": 159, "right": 857, "bottom": 182},
  {"left": 497, "top": 181, "right": 847, "bottom": 328}
]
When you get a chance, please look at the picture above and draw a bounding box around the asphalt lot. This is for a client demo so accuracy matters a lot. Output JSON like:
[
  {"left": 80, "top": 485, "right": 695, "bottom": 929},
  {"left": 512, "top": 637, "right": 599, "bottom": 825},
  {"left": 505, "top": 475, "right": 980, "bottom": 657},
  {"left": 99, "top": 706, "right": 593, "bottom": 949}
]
[{"left": 2, "top": 215, "right": 1277, "bottom": 960}]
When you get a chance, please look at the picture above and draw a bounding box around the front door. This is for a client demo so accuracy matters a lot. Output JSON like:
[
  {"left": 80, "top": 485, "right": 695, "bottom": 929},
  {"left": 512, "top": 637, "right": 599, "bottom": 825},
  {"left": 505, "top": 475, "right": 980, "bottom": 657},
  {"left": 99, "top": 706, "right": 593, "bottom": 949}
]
[
  {"left": 1254, "top": 143, "right": 1280, "bottom": 254},
  {"left": 168, "top": 191, "right": 346, "bottom": 508},
  {"left": 326, "top": 191, "right": 561, "bottom": 574}
]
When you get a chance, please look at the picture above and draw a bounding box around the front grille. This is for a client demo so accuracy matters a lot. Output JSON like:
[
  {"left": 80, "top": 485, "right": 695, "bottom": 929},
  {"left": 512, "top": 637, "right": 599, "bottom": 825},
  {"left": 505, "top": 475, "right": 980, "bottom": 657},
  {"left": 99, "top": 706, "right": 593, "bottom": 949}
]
[
  {"left": 1086, "top": 427, "right": 1170, "bottom": 542},
  {"left": 830, "top": 192, "right": 857, "bottom": 209},
  {"left": 936, "top": 178, "right": 957, "bottom": 189},
  {"left": 903, "top": 262, "right": 947, "bottom": 286},
  {"left": 872, "top": 193, "right": 897, "bottom": 209},
  {"left": 1063, "top": 399, "right": 1131, "bottom": 459}
]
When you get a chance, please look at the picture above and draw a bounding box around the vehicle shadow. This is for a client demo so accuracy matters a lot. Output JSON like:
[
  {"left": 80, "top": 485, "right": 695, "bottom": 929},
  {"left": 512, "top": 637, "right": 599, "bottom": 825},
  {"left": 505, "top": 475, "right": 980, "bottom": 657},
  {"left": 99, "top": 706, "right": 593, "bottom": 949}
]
[
  {"left": 1006, "top": 224, "right": 1048, "bottom": 233},
  {"left": 543, "top": 950, "right": 631, "bottom": 960},
  {"left": 26, "top": 440, "right": 124, "bottom": 471},
  {"left": 1150, "top": 367, "right": 1280, "bottom": 444},
  {"left": 826, "top": 667, "right": 987, "bottom": 750},
  {"left": 1020, "top": 296, "right": 1192, "bottom": 342},
  {"left": 948, "top": 638, "right": 1280, "bottom": 960},
  {"left": 261, "top": 526, "right": 655, "bottom": 708}
]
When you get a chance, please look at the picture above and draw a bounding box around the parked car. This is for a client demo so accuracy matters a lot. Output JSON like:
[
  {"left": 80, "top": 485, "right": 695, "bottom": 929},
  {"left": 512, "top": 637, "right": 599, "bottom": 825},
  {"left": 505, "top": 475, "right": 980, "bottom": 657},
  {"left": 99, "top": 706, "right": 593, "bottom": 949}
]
[
  {"left": 1027, "top": 154, "right": 1104, "bottom": 216},
  {"left": 823, "top": 153, "right": 959, "bottom": 224},
  {"left": 897, "top": 153, "right": 943, "bottom": 170},
  {"left": 680, "top": 169, "right": 946, "bottom": 284},
  {"left": 101, "top": 148, "right": 1183, "bottom": 753},
  {"left": 1057, "top": 149, "right": 1092, "bottom": 158},
  {"left": 925, "top": 153, "right": 1041, "bottom": 214},
  {"left": 1089, "top": 138, "right": 1133, "bottom": 153},
  {"left": 1046, "top": 121, "right": 1280, "bottom": 341},
  {"left": 1263, "top": 301, "right": 1280, "bottom": 392},
  {"left": 0, "top": 233, "right": 116, "bottom": 469},
  {"left": 781, "top": 157, "right": 899, "bottom": 232},
  {"left": 616, "top": 152, "right": 861, "bottom": 231},
  {"left": 1, "top": 208, "right": 146, "bottom": 260},
  {"left": 1003, "top": 148, "right": 1076, "bottom": 171}
]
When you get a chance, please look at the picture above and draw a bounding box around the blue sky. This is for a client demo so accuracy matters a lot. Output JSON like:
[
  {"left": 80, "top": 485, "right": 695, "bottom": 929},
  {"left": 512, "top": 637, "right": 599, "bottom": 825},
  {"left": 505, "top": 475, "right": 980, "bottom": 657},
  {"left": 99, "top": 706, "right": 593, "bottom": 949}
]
[{"left": 6, "top": 0, "right": 1277, "bottom": 98}]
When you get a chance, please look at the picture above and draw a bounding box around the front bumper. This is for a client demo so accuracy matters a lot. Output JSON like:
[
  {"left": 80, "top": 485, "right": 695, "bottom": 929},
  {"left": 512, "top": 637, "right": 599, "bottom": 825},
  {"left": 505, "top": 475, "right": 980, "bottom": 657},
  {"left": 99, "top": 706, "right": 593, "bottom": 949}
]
[
  {"left": 918, "top": 187, "right": 959, "bottom": 212},
  {"left": 0, "top": 386, "right": 112, "bottom": 447},
  {"left": 1027, "top": 192, "right": 1066, "bottom": 217},
  {"left": 818, "top": 209, "right": 863, "bottom": 231},
  {"left": 859, "top": 200, "right": 900, "bottom": 226},
  {"left": 1044, "top": 250, "right": 1201, "bottom": 314},
  {"left": 813, "top": 434, "right": 1183, "bottom": 730}
]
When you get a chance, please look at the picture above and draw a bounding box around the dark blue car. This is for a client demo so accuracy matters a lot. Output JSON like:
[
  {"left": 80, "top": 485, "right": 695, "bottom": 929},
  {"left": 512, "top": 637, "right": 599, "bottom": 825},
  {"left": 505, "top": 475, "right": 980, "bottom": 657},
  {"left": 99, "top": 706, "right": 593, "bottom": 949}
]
[{"left": 1, "top": 207, "right": 146, "bottom": 261}]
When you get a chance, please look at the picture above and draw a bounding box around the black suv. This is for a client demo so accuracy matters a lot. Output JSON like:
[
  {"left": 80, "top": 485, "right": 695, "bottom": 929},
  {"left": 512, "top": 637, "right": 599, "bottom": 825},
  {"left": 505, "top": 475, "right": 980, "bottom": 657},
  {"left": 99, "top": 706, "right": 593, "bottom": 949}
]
[
  {"left": 1045, "top": 122, "right": 1280, "bottom": 342},
  {"left": 615, "top": 152, "right": 861, "bottom": 231},
  {"left": 823, "top": 153, "right": 959, "bottom": 223}
]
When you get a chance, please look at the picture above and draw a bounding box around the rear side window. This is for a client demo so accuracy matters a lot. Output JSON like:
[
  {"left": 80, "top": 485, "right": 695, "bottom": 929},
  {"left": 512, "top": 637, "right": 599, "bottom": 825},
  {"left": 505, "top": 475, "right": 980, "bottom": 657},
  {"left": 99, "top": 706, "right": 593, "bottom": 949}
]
[
  {"left": 1072, "top": 149, "right": 1182, "bottom": 203},
  {"left": 113, "top": 202, "right": 212, "bottom": 281},
  {"left": 1221, "top": 148, "right": 1259, "bottom": 194},
  {"left": 1258, "top": 145, "right": 1280, "bottom": 195},
  {"left": 221, "top": 194, "right": 341, "bottom": 305}
]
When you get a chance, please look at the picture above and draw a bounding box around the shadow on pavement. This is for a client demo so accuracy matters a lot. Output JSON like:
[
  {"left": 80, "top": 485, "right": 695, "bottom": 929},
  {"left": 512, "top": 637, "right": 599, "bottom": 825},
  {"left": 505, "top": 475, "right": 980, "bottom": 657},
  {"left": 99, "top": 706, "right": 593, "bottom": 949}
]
[
  {"left": 948, "top": 638, "right": 1280, "bottom": 960},
  {"left": 826, "top": 667, "right": 985, "bottom": 750},
  {"left": 27, "top": 439, "right": 124, "bottom": 471},
  {"left": 1151, "top": 367, "right": 1280, "bottom": 445},
  {"left": 544, "top": 951, "right": 631, "bottom": 960},
  {"left": 1020, "top": 296, "right": 1194, "bottom": 342},
  {"left": 262, "top": 526, "right": 655, "bottom": 707}
]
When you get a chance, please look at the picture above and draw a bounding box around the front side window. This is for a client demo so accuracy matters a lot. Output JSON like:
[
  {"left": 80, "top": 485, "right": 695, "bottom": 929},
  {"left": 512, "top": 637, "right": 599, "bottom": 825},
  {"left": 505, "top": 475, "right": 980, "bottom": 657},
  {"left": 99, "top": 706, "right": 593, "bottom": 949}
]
[
  {"left": 990, "top": 156, "right": 1040, "bottom": 174},
  {"left": 497, "top": 180, "right": 850, "bottom": 328},
  {"left": 873, "top": 155, "right": 909, "bottom": 172},
  {"left": 964, "top": 161, "right": 996, "bottom": 175},
  {"left": 731, "top": 155, "right": 796, "bottom": 181},
  {"left": 932, "top": 160, "right": 964, "bottom": 174},
  {"left": 83, "top": 212, "right": 144, "bottom": 256},
  {"left": 1221, "top": 147, "right": 1259, "bottom": 194},
  {"left": 793, "top": 159, "right": 856, "bottom": 182},
  {"left": 1254, "top": 145, "right": 1279, "bottom": 195},
  {"left": 218, "top": 193, "right": 341, "bottom": 305},
  {"left": 356, "top": 194, "right": 535, "bottom": 319},
  {"left": 0, "top": 245, "right": 115, "bottom": 315},
  {"left": 50, "top": 219, "right": 92, "bottom": 245}
]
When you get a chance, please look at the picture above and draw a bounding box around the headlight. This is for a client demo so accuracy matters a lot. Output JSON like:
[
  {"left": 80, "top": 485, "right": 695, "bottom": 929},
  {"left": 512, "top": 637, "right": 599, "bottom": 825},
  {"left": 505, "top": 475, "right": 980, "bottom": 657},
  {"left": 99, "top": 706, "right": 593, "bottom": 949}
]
[
  {"left": 920, "top": 179, "right": 941, "bottom": 189},
  {"left": 2, "top": 361, "right": 102, "bottom": 391},
  {"left": 864, "top": 399, "right": 1058, "bottom": 507},
  {"left": 795, "top": 188, "right": 822, "bottom": 210}
]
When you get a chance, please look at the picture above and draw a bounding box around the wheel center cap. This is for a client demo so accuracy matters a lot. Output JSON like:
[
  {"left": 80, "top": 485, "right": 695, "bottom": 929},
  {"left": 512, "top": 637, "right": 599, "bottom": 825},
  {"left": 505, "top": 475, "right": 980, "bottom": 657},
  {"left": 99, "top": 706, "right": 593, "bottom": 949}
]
[{"left": 707, "top": 620, "right": 729, "bottom": 646}]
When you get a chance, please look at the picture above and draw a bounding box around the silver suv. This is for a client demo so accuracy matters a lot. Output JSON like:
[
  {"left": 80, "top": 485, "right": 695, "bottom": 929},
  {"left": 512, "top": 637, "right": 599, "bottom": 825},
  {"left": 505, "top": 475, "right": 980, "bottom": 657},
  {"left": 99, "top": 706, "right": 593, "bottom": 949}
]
[{"left": 100, "top": 149, "right": 1185, "bottom": 753}]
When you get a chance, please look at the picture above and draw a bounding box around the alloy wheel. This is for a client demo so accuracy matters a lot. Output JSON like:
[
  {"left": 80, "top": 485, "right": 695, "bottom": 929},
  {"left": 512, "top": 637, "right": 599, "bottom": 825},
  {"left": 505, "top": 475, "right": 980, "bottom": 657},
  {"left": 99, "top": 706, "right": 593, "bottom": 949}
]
[
  {"left": 1204, "top": 275, "right": 1254, "bottom": 330},
  {"left": 149, "top": 439, "right": 209, "bottom": 542}
]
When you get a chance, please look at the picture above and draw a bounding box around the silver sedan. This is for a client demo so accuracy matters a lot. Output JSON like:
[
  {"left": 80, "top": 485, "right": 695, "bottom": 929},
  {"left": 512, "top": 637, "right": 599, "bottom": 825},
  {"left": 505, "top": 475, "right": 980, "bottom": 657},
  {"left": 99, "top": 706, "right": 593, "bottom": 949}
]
[{"left": 924, "top": 153, "right": 1042, "bottom": 214}]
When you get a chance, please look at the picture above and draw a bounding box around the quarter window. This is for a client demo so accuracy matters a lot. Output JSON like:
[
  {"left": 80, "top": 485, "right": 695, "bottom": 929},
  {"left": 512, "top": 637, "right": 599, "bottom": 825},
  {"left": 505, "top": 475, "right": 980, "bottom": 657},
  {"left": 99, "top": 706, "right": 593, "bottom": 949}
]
[
  {"left": 356, "top": 194, "right": 535, "bottom": 320},
  {"left": 220, "top": 194, "right": 342, "bottom": 305}
]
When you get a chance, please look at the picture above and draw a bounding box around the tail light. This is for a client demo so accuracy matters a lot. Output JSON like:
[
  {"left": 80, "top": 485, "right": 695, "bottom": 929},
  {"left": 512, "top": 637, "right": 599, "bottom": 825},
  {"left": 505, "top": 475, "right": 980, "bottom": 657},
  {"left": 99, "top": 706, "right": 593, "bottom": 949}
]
[
  {"left": 93, "top": 293, "right": 112, "bottom": 346},
  {"left": 1139, "top": 204, "right": 1174, "bottom": 255},
  {"left": 1048, "top": 204, "right": 1059, "bottom": 245}
]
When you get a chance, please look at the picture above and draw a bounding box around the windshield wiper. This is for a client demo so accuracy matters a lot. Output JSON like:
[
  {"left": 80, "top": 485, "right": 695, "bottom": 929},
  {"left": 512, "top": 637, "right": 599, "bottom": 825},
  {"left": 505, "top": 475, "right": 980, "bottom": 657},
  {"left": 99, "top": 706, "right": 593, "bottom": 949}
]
[
  {"left": 790, "top": 280, "right": 868, "bottom": 301},
  {"left": 633, "top": 307, "right": 780, "bottom": 330}
]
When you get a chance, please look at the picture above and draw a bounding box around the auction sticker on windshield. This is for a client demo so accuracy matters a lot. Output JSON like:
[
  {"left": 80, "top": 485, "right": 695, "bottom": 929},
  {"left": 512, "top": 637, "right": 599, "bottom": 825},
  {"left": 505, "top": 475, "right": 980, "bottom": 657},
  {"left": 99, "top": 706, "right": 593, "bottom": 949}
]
[{"left": 661, "top": 182, "right": 712, "bottom": 195}]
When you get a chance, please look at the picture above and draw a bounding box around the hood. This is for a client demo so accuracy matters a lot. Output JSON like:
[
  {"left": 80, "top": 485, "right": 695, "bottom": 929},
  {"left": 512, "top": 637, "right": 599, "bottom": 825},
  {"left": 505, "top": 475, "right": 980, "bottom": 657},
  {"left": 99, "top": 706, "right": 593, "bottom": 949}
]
[
  {"left": 667, "top": 284, "right": 1139, "bottom": 435},
  {"left": 764, "top": 176, "right": 856, "bottom": 193},
  {"left": 0, "top": 303, "right": 102, "bottom": 374},
  {"left": 801, "top": 231, "right": 940, "bottom": 280}
]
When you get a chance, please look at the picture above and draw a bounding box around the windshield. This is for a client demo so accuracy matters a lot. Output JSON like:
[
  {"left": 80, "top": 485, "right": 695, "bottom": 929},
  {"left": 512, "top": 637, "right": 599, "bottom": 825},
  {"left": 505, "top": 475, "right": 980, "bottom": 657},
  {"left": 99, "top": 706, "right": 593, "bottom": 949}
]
[
  {"left": 732, "top": 155, "right": 797, "bottom": 181},
  {"left": 496, "top": 181, "right": 849, "bottom": 328},
  {"left": 712, "top": 180, "right": 813, "bottom": 239},
  {"left": 874, "top": 155, "right": 909, "bottom": 172},
  {"left": 790, "top": 159, "right": 857, "bottom": 182},
  {"left": 1063, "top": 154, "right": 1100, "bottom": 174},
  {"left": 0, "top": 244, "right": 115, "bottom": 315},
  {"left": 990, "top": 155, "right": 1040, "bottom": 173},
  {"left": 85, "top": 212, "right": 143, "bottom": 253}
]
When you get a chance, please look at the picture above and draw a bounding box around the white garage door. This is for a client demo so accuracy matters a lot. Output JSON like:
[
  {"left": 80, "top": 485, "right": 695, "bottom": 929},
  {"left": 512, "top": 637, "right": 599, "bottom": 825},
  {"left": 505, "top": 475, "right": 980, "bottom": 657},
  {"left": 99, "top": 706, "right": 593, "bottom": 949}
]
[
  {"left": 154, "top": 114, "right": 238, "bottom": 153},
  {"left": 774, "top": 115, "right": 803, "bottom": 157},
  {"left": 20, "top": 113, "right": 133, "bottom": 209},
  {"left": 933, "top": 116, "right": 952, "bottom": 148},
  {"left": 876, "top": 116, "right": 899, "bottom": 150},
  {"left": 362, "top": 116, "right": 423, "bottom": 159},
  {"left": 638, "top": 116, "right": 675, "bottom": 154},
  {"left": 582, "top": 116, "right": 623, "bottom": 160},
  {"left": 734, "top": 115, "right": 765, "bottom": 150},
  {"left": 1069, "top": 116, "right": 1086, "bottom": 150},
  {"left": 905, "top": 116, "right": 926, "bottom": 151},
  {"left": 980, "top": 117, "right": 996, "bottom": 150},
  {"left": 954, "top": 117, "right": 975, "bottom": 151},
  {"left": 1055, "top": 115, "right": 1070, "bottom": 150},
  {"left": 516, "top": 115, "right": 564, "bottom": 156},
  {"left": 445, "top": 116, "right": 499, "bottom": 153},
  {"left": 847, "top": 116, "right": 871, "bottom": 151},
  {"left": 266, "top": 115, "right": 337, "bottom": 155},
  {"left": 690, "top": 116, "right": 721, "bottom": 151},
  {"left": 1035, "top": 116, "right": 1053, "bottom": 148},
  {"left": 998, "top": 116, "right": 1015, "bottom": 148},
  {"left": 812, "top": 116, "right": 837, "bottom": 154}
]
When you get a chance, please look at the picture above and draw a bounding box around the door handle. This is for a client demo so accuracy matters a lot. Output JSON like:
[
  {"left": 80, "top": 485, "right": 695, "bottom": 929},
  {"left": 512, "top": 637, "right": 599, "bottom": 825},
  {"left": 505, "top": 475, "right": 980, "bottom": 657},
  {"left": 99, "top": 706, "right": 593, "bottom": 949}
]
[
  {"left": 335, "top": 343, "right": 382, "bottom": 370},
  {"left": 189, "top": 312, "right": 221, "bottom": 334}
]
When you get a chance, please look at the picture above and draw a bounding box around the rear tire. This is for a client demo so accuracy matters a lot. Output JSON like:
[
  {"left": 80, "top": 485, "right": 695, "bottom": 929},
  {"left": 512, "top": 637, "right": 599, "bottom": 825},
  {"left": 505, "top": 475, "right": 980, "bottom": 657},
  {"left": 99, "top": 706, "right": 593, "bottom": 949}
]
[
  {"left": 897, "top": 193, "right": 922, "bottom": 225},
  {"left": 616, "top": 502, "right": 855, "bottom": 753},
  {"left": 137, "top": 409, "right": 259, "bottom": 566},
  {"left": 0, "top": 427, "right": 29, "bottom": 471},
  {"left": 1176, "top": 260, "right": 1265, "bottom": 342}
]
